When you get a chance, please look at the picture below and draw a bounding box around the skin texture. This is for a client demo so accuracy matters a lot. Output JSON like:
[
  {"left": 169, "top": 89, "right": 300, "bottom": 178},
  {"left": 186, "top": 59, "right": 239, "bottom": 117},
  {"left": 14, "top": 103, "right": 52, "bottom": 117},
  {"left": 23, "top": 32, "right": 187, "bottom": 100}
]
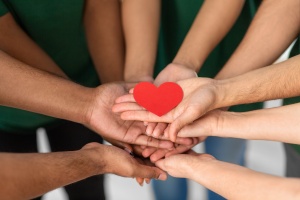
[
  {"left": 178, "top": 103, "right": 300, "bottom": 144},
  {"left": 113, "top": 55, "right": 300, "bottom": 141},
  {"left": 120, "top": 0, "right": 245, "bottom": 159},
  {"left": 0, "top": 51, "right": 174, "bottom": 149},
  {"left": 84, "top": 0, "right": 124, "bottom": 83},
  {"left": 122, "top": 0, "right": 160, "bottom": 82},
  {"left": 215, "top": 0, "right": 300, "bottom": 80},
  {"left": 155, "top": 152, "right": 300, "bottom": 200},
  {"left": 0, "top": 142, "right": 167, "bottom": 200}
]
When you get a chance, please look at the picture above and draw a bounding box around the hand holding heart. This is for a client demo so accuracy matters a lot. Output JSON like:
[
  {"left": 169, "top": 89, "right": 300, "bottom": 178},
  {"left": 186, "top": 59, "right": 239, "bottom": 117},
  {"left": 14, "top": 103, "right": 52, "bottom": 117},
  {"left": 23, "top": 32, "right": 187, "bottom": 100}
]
[{"left": 112, "top": 77, "right": 218, "bottom": 142}]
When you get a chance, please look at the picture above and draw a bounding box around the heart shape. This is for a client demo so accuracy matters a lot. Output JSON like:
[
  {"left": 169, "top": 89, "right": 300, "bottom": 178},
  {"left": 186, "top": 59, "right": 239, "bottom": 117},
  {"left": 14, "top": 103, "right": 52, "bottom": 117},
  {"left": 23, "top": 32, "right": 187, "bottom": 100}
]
[{"left": 133, "top": 82, "right": 183, "bottom": 117}]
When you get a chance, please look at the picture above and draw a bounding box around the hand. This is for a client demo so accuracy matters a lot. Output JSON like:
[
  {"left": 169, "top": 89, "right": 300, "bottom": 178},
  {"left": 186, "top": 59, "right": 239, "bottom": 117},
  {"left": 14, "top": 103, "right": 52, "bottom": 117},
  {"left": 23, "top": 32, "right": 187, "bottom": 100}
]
[
  {"left": 154, "top": 63, "right": 198, "bottom": 85},
  {"left": 141, "top": 136, "right": 205, "bottom": 162},
  {"left": 144, "top": 63, "right": 198, "bottom": 139},
  {"left": 82, "top": 143, "right": 167, "bottom": 180},
  {"left": 113, "top": 77, "right": 218, "bottom": 142},
  {"left": 155, "top": 151, "right": 215, "bottom": 179},
  {"left": 177, "top": 109, "right": 224, "bottom": 138},
  {"left": 85, "top": 82, "right": 174, "bottom": 149}
]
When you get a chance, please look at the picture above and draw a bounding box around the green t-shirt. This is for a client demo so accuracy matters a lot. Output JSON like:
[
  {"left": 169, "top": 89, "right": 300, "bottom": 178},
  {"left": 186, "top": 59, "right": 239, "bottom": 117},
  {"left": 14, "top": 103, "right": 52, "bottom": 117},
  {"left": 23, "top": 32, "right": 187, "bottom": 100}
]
[
  {"left": 155, "top": 0, "right": 263, "bottom": 113},
  {"left": 0, "top": 0, "right": 99, "bottom": 133},
  {"left": 284, "top": 38, "right": 300, "bottom": 154}
]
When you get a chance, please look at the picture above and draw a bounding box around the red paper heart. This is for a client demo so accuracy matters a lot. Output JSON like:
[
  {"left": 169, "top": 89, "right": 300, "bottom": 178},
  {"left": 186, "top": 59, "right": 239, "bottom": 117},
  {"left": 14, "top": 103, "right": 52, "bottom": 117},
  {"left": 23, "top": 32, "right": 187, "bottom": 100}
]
[{"left": 133, "top": 82, "right": 183, "bottom": 117}]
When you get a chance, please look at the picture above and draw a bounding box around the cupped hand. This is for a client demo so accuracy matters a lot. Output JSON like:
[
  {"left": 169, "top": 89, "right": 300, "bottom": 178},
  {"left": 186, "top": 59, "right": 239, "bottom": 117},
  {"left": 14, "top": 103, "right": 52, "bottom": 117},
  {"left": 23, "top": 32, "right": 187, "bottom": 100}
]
[
  {"left": 113, "top": 77, "right": 218, "bottom": 142},
  {"left": 83, "top": 143, "right": 167, "bottom": 180},
  {"left": 85, "top": 82, "right": 174, "bottom": 149}
]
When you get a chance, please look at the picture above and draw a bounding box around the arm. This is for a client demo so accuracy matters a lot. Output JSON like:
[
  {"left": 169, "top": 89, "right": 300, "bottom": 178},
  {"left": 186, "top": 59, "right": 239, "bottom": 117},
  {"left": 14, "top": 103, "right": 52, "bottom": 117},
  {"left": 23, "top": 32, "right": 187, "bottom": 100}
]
[
  {"left": 122, "top": 0, "right": 160, "bottom": 82},
  {"left": 84, "top": 0, "right": 124, "bottom": 83},
  {"left": 0, "top": 51, "right": 173, "bottom": 149},
  {"left": 0, "top": 143, "right": 166, "bottom": 200},
  {"left": 215, "top": 0, "right": 300, "bottom": 79},
  {"left": 216, "top": 55, "right": 300, "bottom": 107},
  {"left": 178, "top": 103, "right": 300, "bottom": 144},
  {"left": 0, "top": 13, "right": 67, "bottom": 78},
  {"left": 153, "top": 0, "right": 244, "bottom": 88},
  {"left": 113, "top": 55, "right": 300, "bottom": 141},
  {"left": 156, "top": 153, "right": 300, "bottom": 200},
  {"left": 172, "top": 0, "right": 245, "bottom": 72}
]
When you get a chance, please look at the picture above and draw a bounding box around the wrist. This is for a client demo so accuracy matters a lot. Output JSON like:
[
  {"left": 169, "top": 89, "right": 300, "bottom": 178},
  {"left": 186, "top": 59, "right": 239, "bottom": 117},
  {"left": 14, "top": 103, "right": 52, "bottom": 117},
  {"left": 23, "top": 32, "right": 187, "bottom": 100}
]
[
  {"left": 81, "top": 143, "right": 108, "bottom": 175},
  {"left": 172, "top": 55, "right": 203, "bottom": 72},
  {"left": 124, "top": 74, "right": 153, "bottom": 83},
  {"left": 212, "top": 79, "right": 230, "bottom": 110},
  {"left": 82, "top": 87, "right": 102, "bottom": 126}
]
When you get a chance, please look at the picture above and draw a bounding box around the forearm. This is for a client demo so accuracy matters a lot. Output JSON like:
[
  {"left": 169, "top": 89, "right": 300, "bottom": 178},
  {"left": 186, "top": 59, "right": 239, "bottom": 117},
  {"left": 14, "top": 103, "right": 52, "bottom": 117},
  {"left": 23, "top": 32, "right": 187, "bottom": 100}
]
[
  {"left": 173, "top": 0, "right": 245, "bottom": 72},
  {"left": 215, "top": 55, "right": 300, "bottom": 108},
  {"left": 189, "top": 158, "right": 300, "bottom": 199},
  {"left": 0, "top": 51, "right": 93, "bottom": 124},
  {"left": 216, "top": 0, "right": 300, "bottom": 79},
  {"left": 216, "top": 103, "right": 300, "bottom": 144},
  {"left": 0, "top": 14, "right": 67, "bottom": 78},
  {"left": 0, "top": 148, "right": 102, "bottom": 200},
  {"left": 122, "top": 0, "right": 160, "bottom": 81},
  {"left": 84, "top": 0, "right": 124, "bottom": 83}
]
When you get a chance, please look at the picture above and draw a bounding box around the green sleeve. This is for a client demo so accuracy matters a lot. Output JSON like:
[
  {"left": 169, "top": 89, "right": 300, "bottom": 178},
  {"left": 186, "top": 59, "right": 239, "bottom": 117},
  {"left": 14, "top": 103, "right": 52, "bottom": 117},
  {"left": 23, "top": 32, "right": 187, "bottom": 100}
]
[{"left": 0, "top": 1, "right": 9, "bottom": 17}]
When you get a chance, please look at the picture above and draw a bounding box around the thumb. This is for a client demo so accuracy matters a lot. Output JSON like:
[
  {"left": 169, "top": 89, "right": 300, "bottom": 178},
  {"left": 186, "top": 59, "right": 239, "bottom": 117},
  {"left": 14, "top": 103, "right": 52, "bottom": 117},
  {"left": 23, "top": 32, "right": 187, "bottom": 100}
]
[
  {"left": 169, "top": 108, "right": 201, "bottom": 142},
  {"left": 135, "top": 165, "right": 167, "bottom": 181},
  {"left": 155, "top": 159, "right": 166, "bottom": 171},
  {"left": 177, "top": 121, "right": 206, "bottom": 138}
]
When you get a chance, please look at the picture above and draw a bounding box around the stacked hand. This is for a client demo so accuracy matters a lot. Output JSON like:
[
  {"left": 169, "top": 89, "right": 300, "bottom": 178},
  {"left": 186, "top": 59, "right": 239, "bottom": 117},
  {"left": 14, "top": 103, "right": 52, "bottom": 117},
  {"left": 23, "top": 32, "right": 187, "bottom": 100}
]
[{"left": 114, "top": 63, "right": 209, "bottom": 162}]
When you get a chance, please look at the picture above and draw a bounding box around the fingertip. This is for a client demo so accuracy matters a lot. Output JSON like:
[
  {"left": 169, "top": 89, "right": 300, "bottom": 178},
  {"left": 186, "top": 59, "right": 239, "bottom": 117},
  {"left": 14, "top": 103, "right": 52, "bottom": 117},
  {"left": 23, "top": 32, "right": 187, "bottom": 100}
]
[{"left": 157, "top": 173, "right": 167, "bottom": 181}]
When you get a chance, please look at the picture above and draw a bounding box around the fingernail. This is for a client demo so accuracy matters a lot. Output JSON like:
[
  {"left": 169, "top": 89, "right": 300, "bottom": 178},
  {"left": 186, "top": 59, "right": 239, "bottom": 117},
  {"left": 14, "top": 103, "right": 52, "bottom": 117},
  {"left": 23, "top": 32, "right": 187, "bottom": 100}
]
[{"left": 146, "top": 179, "right": 151, "bottom": 184}]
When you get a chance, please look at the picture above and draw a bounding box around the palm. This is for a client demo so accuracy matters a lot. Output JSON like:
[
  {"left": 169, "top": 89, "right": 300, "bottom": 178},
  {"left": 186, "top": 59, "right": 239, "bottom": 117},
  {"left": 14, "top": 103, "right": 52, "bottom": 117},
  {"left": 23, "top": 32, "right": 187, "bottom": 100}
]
[{"left": 88, "top": 83, "right": 173, "bottom": 148}]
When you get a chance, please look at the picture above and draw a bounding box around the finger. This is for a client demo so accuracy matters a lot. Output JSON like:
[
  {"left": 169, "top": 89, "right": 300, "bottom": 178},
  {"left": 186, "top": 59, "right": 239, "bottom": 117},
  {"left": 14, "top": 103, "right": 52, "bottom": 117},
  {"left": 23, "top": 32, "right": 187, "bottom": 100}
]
[
  {"left": 121, "top": 111, "right": 171, "bottom": 123},
  {"left": 169, "top": 108, "right": 200, "bottom": 142},
  {"left": 145, "top": 122, "right": 157, "bottom": 136},
  {"left": 163, "top": 124, "right": 171, "bottom": 140},
  {"left": 150, "top": 149, "right": 169, "bottom": 162},
  {"left": 135, "top": 177, "right": 144, "bottom": 186},
  {"left": 135, "top": 135, "right": 174, "bottom": 149},
  {"left": 186, "top": 149, "right": 198, "bottom": 156},
  {"left": 152, "top": 123, "right": 168, "bottom": 138},
  {"left": 142, "top": 147, "right": 157, "bottom": 158},
  {"left": 132, "top": 145, "right": 145, "bottom": 156},
  {"left": 174, "top": 137, "right": 193, "bottom": 145},
  {"left": 165, "top": 138, "right": 199, "bottom": 157},
  {"left": 134, "top": 165, "right": 167, "bottom": 181},
  {"left": 177, "top": 120, "right": 207, "bottom": 138},
  {"left": 115, "top": 94, "right": 135, "bottom": 103},
  {"left": 112, "top": 102, "right": 144, "bottom": 113},
  {"left": 104, "top": 137, "right": 133, "bottom": 153},
  {"left": 155, "top": 159, "right": 166, "bottom": 171},
  {"left": 145, "top": 178, "right": 151, "bottom": 184},
  {"left": 165, "top": 145, "right": 193, "bottom": 157}
]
